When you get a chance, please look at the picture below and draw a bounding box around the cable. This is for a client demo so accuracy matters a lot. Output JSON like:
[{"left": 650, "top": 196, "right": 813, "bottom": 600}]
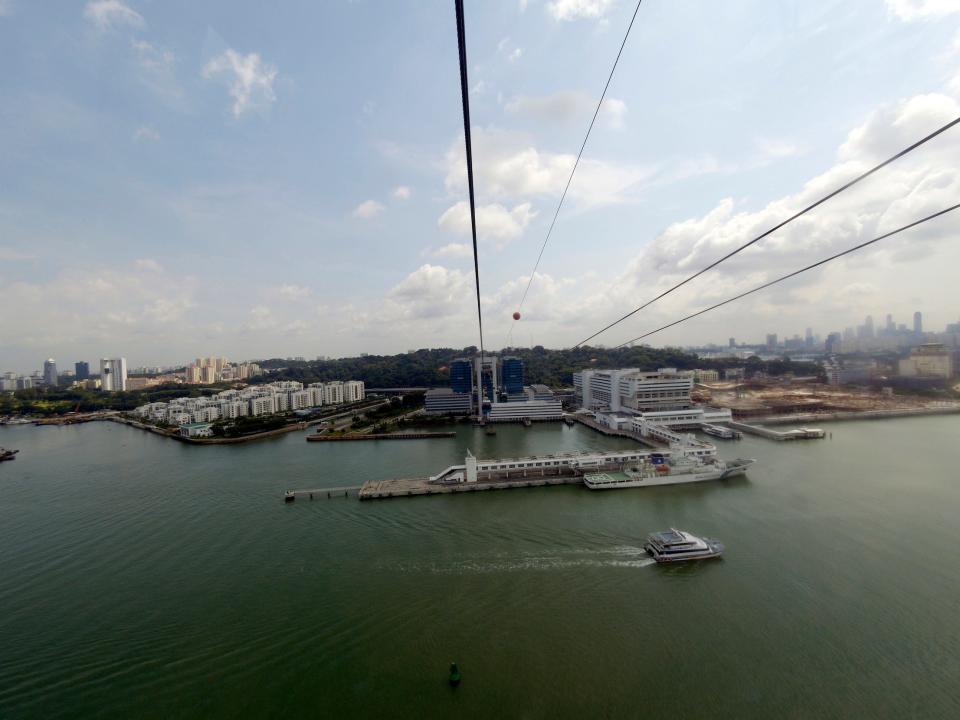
[
  {"left": 609, "top": 202, "right": 960, "bottom": 348},
  {"left": 506, "top": 0, "right": 645, "bottom": 347},
  {"left": 455, "top": 0, "right": 485, "bottom": 367},
  {"left": 574, "top": 114, "right": 960, "bottom": 347}
]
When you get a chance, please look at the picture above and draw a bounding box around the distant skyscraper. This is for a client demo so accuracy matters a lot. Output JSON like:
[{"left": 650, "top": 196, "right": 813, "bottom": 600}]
[
  {"left": 75, "top": 361, "right": 90, "bottom": 380},
  {"left": 885, "top": 314, "right": 895, "bottom": 333},
  {"left": 765, "top": 333, "right": 778, "bottom": 351},
  {"left": 43, "top": 359, "right": 58, "bottom": 387},
  {"left": 913, "top": 311, "right": 922, "bottom": 334},
  {"left": 863, "top": 315, "right": 875, "bottom": 339},
  {"left": 805, "top": 327, "right": 813, "bottom": 348},
  {"left": 843, "top": 327, "right": 855, "bottom": 341},
  {"left": 825, "top": 332, "right": 842, "bottom": 354},
  {"left": 100, "top": 357, "right": 128, "bottom": 392},
  {"left": 728, "top": 337, "right": 735, "bottom": 348}
]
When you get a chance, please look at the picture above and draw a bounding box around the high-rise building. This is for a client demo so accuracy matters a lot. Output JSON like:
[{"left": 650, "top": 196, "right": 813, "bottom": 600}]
[
  {"left": 886, "top": 314, "right": 895, "bottom": 333},
  {"left": 825, "top": 332, "right": 842, "bottom": 354},
  {"left": 804, "top": 328, "right": 814, "bottom": 348},
  {"left": 863, "top": 315, "right": 875, "bottom": 339},
  {"left": 43, "top": 359, "right": 58, "bottom": 386},
  {"left": 728, "top": 337, "right": 735, "bottom": 348},
  {"left": 765, "top": 334, "right": 778, "bottom": 351},
  {"left": 100, "top": 358, "right": 128, "bottom": 392},
  {"left": 449, "top": 358, "right": 473, "bottom": 394},
  {"left": 474, "top": 355, "right": 499, "bottom": 403},
  {"left": 75, "top": 361, "right": 90, "bottom": 380},
  {"left": 500, "top": 356, "right": 524, "bottom": 396},
  {"left": 913, "top": 311, "right": 923, "bottom": 334}
]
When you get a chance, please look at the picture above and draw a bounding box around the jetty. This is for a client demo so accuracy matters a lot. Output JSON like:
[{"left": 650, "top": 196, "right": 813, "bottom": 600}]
[
  {"left": 306, "top": 431, "right": 454, "bottom": 442},
  {"left": 729, "top": 421, "right": 825, "bottom": 441},
  {"left": 284, "top": 486, "right": 362, "bottom": 501}
]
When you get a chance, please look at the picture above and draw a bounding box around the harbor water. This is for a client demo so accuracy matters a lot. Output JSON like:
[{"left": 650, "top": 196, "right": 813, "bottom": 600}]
[{"left": 1, "top": 417, "right": 959, "bottom": 719}]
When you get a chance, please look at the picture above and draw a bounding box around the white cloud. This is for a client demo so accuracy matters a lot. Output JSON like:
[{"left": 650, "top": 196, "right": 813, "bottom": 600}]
[
  {"left": 547, "top": 0, "right": 616, "bottom": 21},
  {"left": 509, "top": 48, "right": 523, "bottom": 62},
  {"left": 444, "top": 127, "right": 651, "bottom": 208},
  {"left": 134, "top": 258, "right": 162, "bottom": 272},
  {"left": 132, "top": 40, "right": 181, "bottom": 102},
  {"left": 432, "top": 243, "right": 473, "bottom": 259},
  {"left": 885, "top": 0, "right": 960, "bottom": 21},
  {"left": 277, "top": 284, "right": 311, "bottom": 300},
  {"left": 83, "top": 0, "right": 144, "bottom": 30},
  {"left": 506, "top": 91, "right": 627, "bottom": 129},
  {"left": 392, "top": 186, "right": 412, "bottom": 200},
  {"left": 201, "top": 49, "right": 277, "bottom": 118},
  {"left": 133, "top": 125, "right": 160, "bottom": 142},
  {"left": 755, "top": 138, "right": 801, "bottom": 160},
  {"left": 352, "top": 199, "right": 385, "bottom": 219},
  {"left": 386, "top": 264, "right": 472, "bottom": 320},
  {"left": 438, "top": 201, "right": 536, "bottom": 247}
]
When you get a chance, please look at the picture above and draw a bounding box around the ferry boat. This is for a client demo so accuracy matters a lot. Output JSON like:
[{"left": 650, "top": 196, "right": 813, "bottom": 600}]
[
  {"left": 701, "top": 423, "right": 742, "bottom": 440},
  {"left": 645, "top": 528, "right": 724, "bottom": 563},
  {"left": 582, "top": 452, "right": 754, "bottom": 490}
]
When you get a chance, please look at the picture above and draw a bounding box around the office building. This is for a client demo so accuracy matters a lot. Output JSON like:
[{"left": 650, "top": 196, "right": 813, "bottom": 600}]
[
  {"left": 449, "top": 358, "right": 473, "bottom": 394},
  {"left": 913, "top": 311, "right": 923, "bottom": 335},
  {"left": 100, "top": 357, "right": 128, "bottom": 392},
  {"left": 75, "top": 361, "right": 90, "bottom": 380},
  {"left": 43, "top": 359, "right": 58, "bottom": 387},
  {"left": 501, "top": 356, "right": 524, "bottom": 396},
  {"left": 573, "top": 368, "right": 694, "bottom": 413},
  {"left": 424, "top": 388, "right": 474, "bottom": 415},
  {"left": 765, "top": 334, "right": 778, "bottom": 351}
]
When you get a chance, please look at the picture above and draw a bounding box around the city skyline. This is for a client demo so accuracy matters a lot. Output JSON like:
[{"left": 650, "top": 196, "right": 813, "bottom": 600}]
[{"left": 2, "top": 1, "right": 960, "bottom": 369}]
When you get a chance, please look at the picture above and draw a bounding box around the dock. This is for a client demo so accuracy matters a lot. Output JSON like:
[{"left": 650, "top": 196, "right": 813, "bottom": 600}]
[
  {"left": 729, "top": 421, "right": 825, "bottom": 441},
  {"left": 306, "top": 431, "right": 454, "bottom": 442},
  {"left": 358, "top": 475, "right": 582, "bottom": 499},
  {"left": 284, "top": 486, "right": 363, "bottom": 501}
]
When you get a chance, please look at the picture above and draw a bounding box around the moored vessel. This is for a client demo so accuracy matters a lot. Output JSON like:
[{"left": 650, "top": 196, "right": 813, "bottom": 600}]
[
  {"left": 0, "top": 448, "right": 19, "bottom": 462},
  {"left": 582, "top": 452, "right": 754, "bottom": 490},
  {"left": 645, "top": 528, "right": 724, "bottom": 563}
]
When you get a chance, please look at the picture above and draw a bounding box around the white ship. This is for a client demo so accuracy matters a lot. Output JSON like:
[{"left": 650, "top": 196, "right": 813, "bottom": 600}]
[
  {"left": 645, "top": 528, "right": 724, "bottom": 563},
  {"left": 582, "top": 452, "right": 754, "bottom": 490}
]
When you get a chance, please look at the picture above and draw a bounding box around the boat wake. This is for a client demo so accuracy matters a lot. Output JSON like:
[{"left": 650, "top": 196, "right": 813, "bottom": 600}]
[{"left": 391, "top": 545, "right": 657, "bottom": 574}]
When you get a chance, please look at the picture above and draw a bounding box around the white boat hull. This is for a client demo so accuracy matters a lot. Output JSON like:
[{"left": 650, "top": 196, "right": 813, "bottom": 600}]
[{"left": 583, "top": 458, "right": 754, "bottom": 490}]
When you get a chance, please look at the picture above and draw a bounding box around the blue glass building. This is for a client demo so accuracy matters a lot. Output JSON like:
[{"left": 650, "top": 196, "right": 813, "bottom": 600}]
[
  {"left": 450, "top": 358, "right": 473, "bottom": 395},
  {"left": 501, "top": 356, "right": 524, "bottom": 396}
]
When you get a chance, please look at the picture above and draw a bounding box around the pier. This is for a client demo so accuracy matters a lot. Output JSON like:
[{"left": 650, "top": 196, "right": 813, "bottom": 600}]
[
  {"left": 284, "top": 486, "right": 363, "bottom": 501},
  {"left": 729, "top": 421, "right": 825, "bottom": 441},
  {"left": 306, "top": 431, "right": 454, "bottom": 442}
]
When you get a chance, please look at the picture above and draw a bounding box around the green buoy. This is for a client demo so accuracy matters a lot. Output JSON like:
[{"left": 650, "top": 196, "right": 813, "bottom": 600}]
[{"left": 448, "top": 662, "right": 461, "bottom": 686}]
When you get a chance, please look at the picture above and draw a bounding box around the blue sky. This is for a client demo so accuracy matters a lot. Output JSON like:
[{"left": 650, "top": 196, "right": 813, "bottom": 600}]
[{"left": 2, "top": 0, "right": 960, "bottom": 372}]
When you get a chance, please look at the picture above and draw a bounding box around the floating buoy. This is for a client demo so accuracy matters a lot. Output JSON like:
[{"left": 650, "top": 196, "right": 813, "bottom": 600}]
[
  {"left": 448, "top": 662, "right": 462, "bottom": 686},
  {"left": 512, "top": 311, "right": 521, "bottom": 320}
]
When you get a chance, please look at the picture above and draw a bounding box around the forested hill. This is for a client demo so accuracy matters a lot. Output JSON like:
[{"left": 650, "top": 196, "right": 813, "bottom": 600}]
[{"left": 252, "top": 346, "right": 821, "bottom": 388}]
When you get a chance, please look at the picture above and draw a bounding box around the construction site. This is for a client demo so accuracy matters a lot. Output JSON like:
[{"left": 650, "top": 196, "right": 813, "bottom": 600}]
[{"left": 695, "top": 378, "right": 960, "bottom": 420}]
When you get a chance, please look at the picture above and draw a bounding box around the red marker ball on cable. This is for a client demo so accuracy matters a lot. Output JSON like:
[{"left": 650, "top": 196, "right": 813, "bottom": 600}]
[{"left": 513, "top": 311, "right": 521, "bottom": 321}]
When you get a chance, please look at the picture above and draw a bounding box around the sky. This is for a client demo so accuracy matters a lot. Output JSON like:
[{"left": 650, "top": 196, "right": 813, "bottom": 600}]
[{"left": 2, "top": 0, "right": 960, "bottom": 372}]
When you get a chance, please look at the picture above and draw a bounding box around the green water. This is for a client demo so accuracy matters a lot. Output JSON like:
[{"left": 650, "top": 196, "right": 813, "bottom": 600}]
[{"left": 1, "top": 418, "right": 959, "bottom": 719}]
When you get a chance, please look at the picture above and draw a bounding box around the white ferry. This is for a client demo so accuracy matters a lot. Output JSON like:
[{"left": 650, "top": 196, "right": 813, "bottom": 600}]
[
  {"left": 582, "top": 452, "right": 754, "bottom": 490},
  {"left": 645, "top": 528, "right": 724, "bottom": 563}
]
